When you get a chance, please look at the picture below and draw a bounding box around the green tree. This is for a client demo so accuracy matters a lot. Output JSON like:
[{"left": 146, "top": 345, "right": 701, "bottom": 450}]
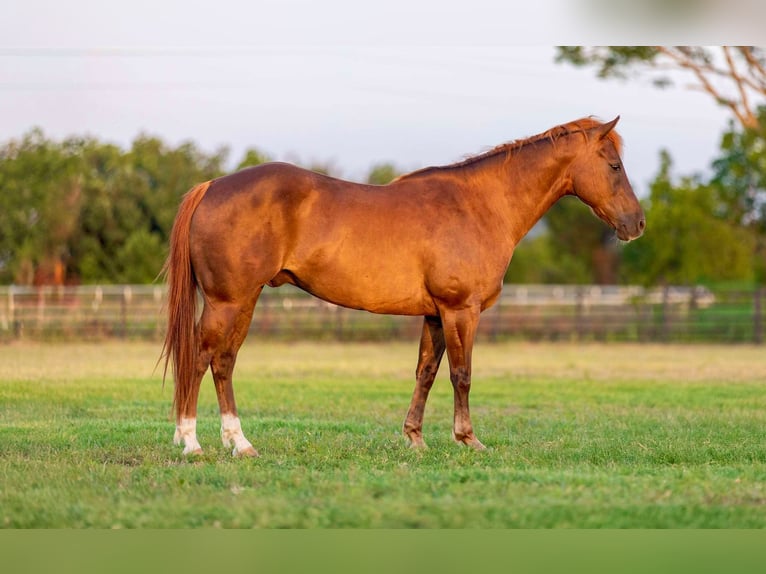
[
  {"left": 71, "top": 139, "right": 141, "bottom": 282},
  {"left": 505, "top": 232, "right": 592, "bottom": 284},
  {"left": 709, "top": 108, "right": 766, "bottom": 228},
  {"left": 708, "top": 108, "right": 766, "bottom": 280},
  {"left": 236, "top": 147, "right": 272, "bottom": 170},
  {"left": 621, "top": 150, "right": 754, "bottom": 285},
  {"left": 115, "top": 228, "right": 165, "bottom": 283},
  {"left": 306, "top": 161, "right": 339, "bottom": 177},
  {"left": 366, "top": 162, "right": 401, "bottom": 185},
  {"left": 543, "top": 197, "right": 619, "bottom": 284},
  {"left": 0, "top": 129, "right": 84, "bottom": 284},
  {"left": 0, "top": 130, "right": 230, "bottom": 285},
  {"left": 127, "top": 135, "right": 228, "bottom": 238},
  {"left": 555, "top": 46, "right": 766, "bottom": 286},
  {"left": 68, "top": 136, "right": 226, "bottom": 283}
]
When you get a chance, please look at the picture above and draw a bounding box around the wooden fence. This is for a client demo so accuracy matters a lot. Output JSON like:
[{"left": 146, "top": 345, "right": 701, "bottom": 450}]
[{"left": 1, "top": 284, "right": 764, "bottom": 343}]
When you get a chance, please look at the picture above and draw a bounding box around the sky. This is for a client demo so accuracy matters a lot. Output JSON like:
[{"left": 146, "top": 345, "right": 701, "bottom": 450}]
[{"left": 1, "top": 1, "right": 760, "bottom": 196}]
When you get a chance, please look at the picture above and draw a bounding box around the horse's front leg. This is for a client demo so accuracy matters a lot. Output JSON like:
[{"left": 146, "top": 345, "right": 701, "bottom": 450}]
[
  {"left": 441, "top": 305, "right": 486, "bottom": 450},
  {"left": 403, "top": 316, "right": 446, "bottom": 448}
]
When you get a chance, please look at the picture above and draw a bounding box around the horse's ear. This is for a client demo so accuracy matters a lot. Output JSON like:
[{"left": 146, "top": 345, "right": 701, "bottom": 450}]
[{"left": 592, "top": 116, "right": 620, "bottom": 140}]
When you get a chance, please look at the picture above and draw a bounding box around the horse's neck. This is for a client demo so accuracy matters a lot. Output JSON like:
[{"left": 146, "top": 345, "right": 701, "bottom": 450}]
[
  {"left": 501, "top": 145, "right": 575, "bottom": 246},
  {"left": 404, "top": 141, "right": 576, "bottom": 249}
]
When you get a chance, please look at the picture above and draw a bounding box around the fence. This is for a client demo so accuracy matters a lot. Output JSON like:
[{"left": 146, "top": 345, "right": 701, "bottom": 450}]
[{"left": 1, "top": 284, "right": 764, "bottom": 344}]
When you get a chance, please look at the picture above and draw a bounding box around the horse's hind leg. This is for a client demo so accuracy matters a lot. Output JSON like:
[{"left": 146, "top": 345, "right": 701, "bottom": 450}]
[
  {"left": 202, "top": 287, "right": 262, "bottom": 457},
  {"left": 173, "top": 291, "right": 258, "bottom": 457},
  {"left": 403, "top": 316, "right": 446, "bottom": 448},
  {"left": 173, "top": 352, "right": 210, "bottom": 455}
]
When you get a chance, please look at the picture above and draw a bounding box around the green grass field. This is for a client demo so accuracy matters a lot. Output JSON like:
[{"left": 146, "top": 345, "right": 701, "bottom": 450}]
[{"left": 1, "top": 340, "right": 765, "bottom": 528}]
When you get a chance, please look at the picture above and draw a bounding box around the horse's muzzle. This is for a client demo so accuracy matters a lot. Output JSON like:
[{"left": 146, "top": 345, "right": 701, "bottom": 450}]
[{"left": 616, "top": 213, "right": 646, "bottom": 242}]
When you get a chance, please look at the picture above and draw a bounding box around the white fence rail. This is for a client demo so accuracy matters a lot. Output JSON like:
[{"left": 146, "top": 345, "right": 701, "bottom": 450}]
[{"left": 0, "top": 284, "right": 761, "bottom": 343}]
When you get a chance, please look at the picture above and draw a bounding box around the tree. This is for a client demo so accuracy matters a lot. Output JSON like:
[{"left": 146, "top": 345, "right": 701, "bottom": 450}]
[
  {"left": 505, "top": 232, "right": 593, "bottom": 284},
  {"left": 236, "top": 148, "right": 272, "bottom": 170},
  {"left": 708, "top": 108, "right": 766, "bottom": 281},
  {"left": 0, "top": 129, "right": 229, "bottom": 285},
  {"left": 709, "top": 107, "right": 766, "bottom": 229},
  {"left": 556, "top": 46, "right": 766, "bottom": 130},
  {"left": 543, "top": 198, "right": 620, "bottom": 284},
  {"left": 366, "top": 162, "right": 401, "bottom": 185},
  {"left": 306, "top": 161, "right": 339, "bottom": 177},
  {"left": 0, "top": 129, "right": 83, "bottom": 284},
  {"left": 621, "top": 150, "right": 754, "bottom": 285},
  {"left": 72, "top": 135, "right": 228, "bottom": 283},
  {"left": 555, "top": 46, "right": 766, "bottom": 286}
]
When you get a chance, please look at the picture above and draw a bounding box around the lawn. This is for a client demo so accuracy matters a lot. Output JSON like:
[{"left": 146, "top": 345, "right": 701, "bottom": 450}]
[{"left": 1, "top": 340, "right": 765, "bottom": 528}]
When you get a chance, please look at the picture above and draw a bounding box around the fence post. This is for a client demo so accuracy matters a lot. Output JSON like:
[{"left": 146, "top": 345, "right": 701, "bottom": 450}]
[
  {"left": 575, "top": 286, "right": 584, "bottom": 341},
  {"left": 94, "top": 286, "right": 103, "bottom": 338},
  {"left": 754, "top": 287, "right": 763, "bottom": 345},
  {"left": 661, "top": 285, "right": 671, "bottom": 342},
  {"left": 8, "top": 286, "right": 17, "bottom": 338},
  {"left": 335, "top": 305, "right": 345, "bottom": 341},
  {"left": 154, "top": 287, "right": 164, "bottom": 340},
  {"left": 121, "top": 286, "right": 132, "bottom": 339},
  {"left": 638, "top": 299, "right": 649, "bottom": 343}
]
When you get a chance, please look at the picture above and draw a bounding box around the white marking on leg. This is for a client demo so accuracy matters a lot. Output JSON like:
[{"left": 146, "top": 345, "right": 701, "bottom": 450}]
[
  {"left": 221, "top": 413, "right": 256, "bottom": 457},
  {"left": 174, "top": 417, "right": 203, "bottom": 455}
]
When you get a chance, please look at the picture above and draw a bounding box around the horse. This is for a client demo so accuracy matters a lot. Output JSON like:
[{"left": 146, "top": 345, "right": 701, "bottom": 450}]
[{"left": 162, "top": 116, "right": 645, "bottom": 456}]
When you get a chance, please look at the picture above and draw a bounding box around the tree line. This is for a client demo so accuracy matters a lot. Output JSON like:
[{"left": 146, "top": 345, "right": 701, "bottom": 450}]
[
  {"left": 1, "top": 47, "right": 764, "bottom": 287},
  {"left": 0, "top": 130, "right": 408, "bottom": 285},
  {"left": 1, "top": 117, "right": 764, "bottom": 287}
]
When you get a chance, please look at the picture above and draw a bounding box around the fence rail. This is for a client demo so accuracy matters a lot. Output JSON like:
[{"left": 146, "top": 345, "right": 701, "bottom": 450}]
[{"left": 1, "top": 284, "right": 764, "bottom": 343}]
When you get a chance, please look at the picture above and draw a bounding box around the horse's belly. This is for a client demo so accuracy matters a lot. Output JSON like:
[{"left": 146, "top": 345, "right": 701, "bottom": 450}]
[{"left": 275, "top": 266, "right": 436, "bottom": 316}]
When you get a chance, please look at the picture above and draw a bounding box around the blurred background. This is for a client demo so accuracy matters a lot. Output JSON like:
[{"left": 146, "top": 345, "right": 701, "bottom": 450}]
[{"left": 1, "top": 2, "right": 765, "bottom": 343}]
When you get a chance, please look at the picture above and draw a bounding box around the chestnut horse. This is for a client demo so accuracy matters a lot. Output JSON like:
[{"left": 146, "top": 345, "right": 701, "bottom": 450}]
[{"left": 162, "top": 116, "right": 645, "bottom": 456}]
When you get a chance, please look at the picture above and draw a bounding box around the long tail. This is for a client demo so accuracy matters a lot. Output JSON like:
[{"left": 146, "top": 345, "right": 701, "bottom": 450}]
[{"left": 161, "top": 181, "right": 212, "bottom": 421}]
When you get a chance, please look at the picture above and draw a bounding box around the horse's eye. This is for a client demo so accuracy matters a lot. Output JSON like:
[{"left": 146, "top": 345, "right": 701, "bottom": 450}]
[{"left": 609, "top": 163, "right": 621, "bottom": 171}]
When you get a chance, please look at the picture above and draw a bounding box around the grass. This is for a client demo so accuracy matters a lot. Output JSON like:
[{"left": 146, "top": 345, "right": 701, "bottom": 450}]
[{"left": 1, "top": 340, "right": 765, "bottom": 528}]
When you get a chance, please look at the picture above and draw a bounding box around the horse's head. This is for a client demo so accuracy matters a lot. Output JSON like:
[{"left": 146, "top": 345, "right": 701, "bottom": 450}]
[{"left": 568, "top": 116, "right": 645, "bottom": 241}]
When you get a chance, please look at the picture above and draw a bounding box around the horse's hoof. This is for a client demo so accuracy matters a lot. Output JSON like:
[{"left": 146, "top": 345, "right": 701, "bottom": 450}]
[
  {"left": 404, "top": 430, "right": 428, "bottom": 449},
  {"left": 183, "top": 447, "right": 204, "bottom": 456},
  {"left": 233, "top": 446, "right": 260, "bottom": 458},
  {"left": 453, "top": 433, "right": 487, "bottom": 451},
  {"left": 466, "top": 439, "right": 487, "bottom": 451}
]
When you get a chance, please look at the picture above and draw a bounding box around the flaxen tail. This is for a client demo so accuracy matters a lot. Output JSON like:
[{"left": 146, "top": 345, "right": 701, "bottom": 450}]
[{"left": 161, "top": 181, "right": 211, "bottom": 421}]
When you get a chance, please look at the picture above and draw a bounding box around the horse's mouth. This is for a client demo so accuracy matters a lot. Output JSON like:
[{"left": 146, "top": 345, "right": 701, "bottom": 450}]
[
  {"left": 592, "top": 207, "right": 645, "bottom": 242},
  {"left": 616, "top": 219, "right": 646, "bottom": 242},
  {"left": 616, "top": 229, "right": 637, "bottom": 242}
]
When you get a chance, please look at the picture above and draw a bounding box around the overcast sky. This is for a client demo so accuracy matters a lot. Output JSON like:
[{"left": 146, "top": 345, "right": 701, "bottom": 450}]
[{"left": 1, "top": 1, "right": 757, "bottom": 196}]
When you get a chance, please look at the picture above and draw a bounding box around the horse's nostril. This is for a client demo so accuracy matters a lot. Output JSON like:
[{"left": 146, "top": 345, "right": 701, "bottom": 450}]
[{"left": 638, "top": 218, "right": 646, "bottom": 232}]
